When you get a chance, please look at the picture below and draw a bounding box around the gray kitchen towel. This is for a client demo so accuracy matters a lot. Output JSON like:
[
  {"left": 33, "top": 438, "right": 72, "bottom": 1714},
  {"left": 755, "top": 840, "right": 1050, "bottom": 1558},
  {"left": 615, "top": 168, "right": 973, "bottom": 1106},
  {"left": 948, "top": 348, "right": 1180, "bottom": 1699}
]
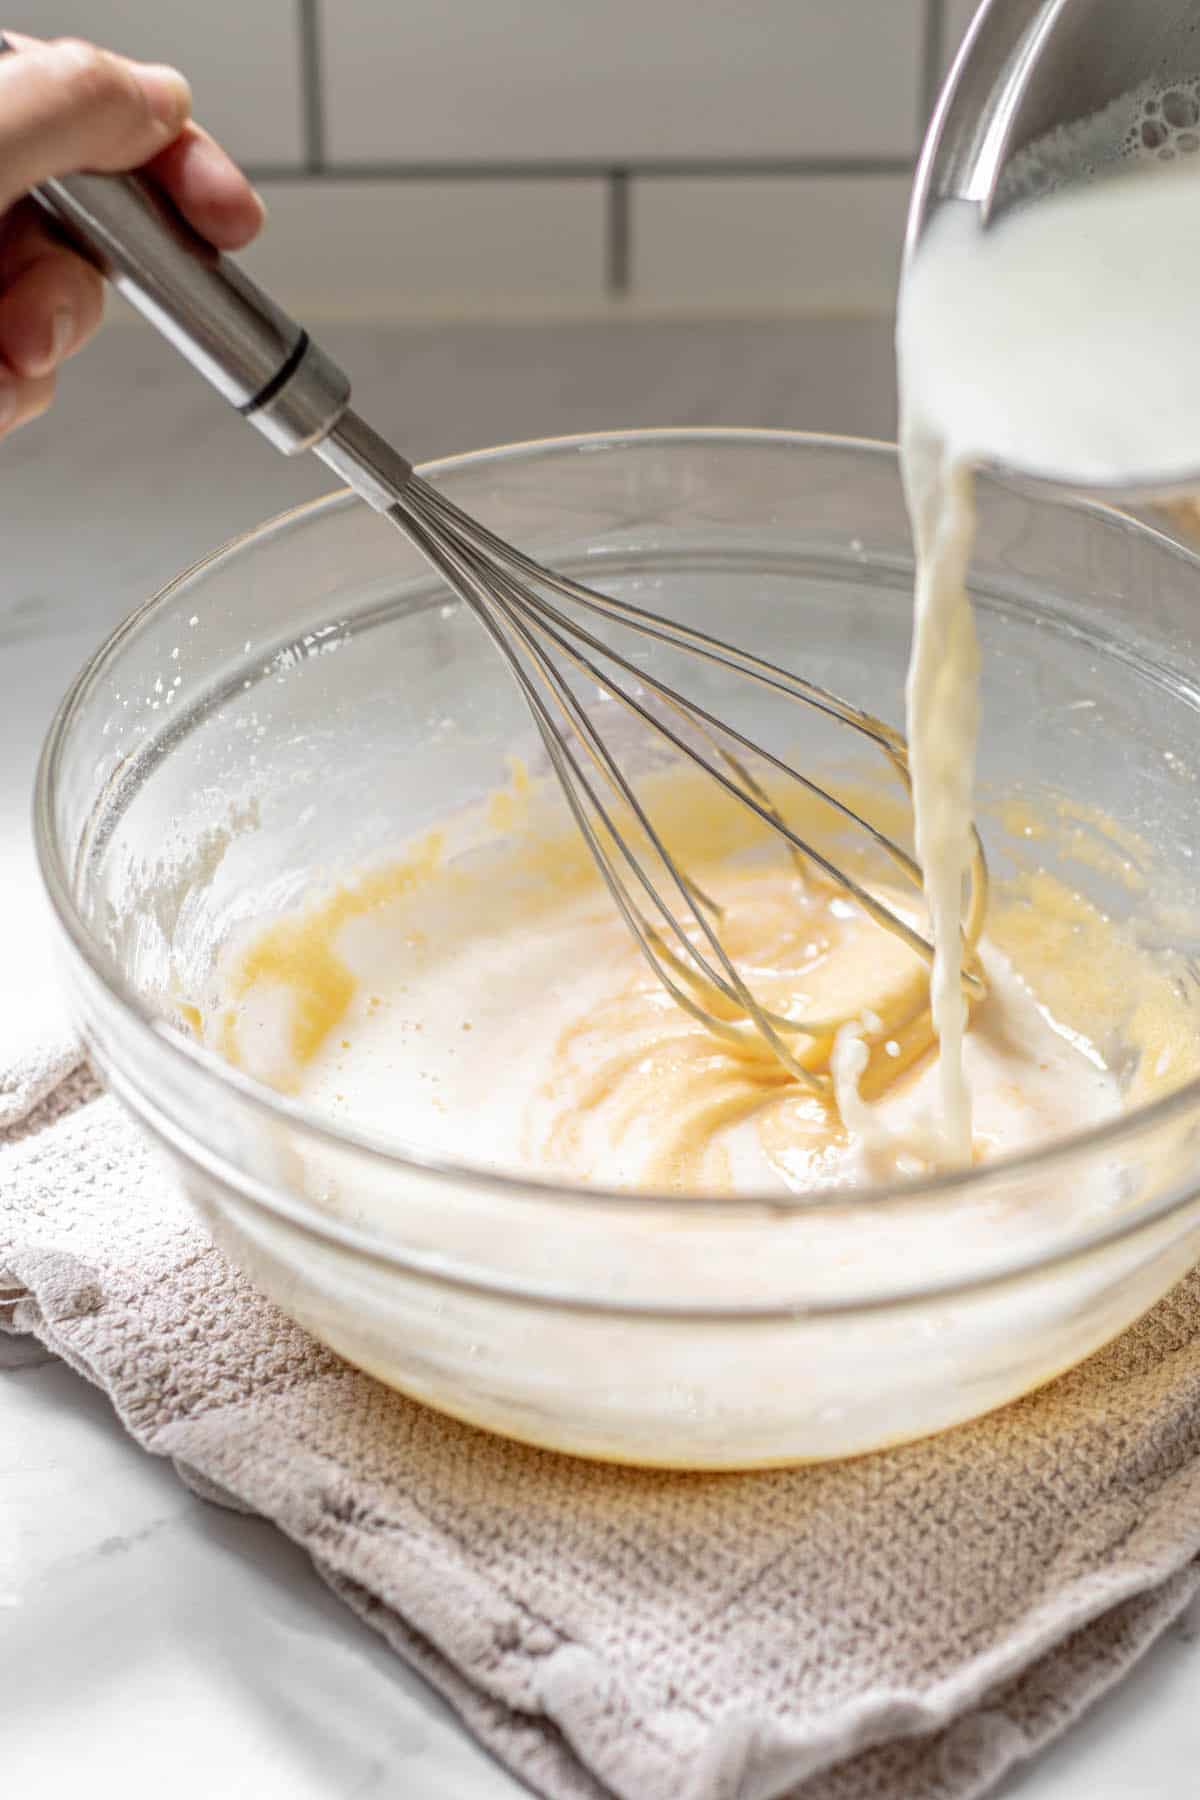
[{"left": 5, "top": 1050, "right": 1200, "bottom": 1800}]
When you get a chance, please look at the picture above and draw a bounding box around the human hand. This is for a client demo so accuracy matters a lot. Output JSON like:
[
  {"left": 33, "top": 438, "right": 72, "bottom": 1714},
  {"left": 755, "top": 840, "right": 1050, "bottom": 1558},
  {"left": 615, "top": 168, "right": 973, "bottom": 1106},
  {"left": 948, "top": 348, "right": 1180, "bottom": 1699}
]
[{"left": 0, "top": 32, "right": 265, "bottom": 439}]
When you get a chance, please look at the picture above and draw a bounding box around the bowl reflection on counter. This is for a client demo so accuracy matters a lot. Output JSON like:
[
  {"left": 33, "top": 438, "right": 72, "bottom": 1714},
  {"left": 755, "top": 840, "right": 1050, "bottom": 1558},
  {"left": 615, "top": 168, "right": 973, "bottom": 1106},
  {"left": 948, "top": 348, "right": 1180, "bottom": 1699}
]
[{"left": 35, "top": 430, "right": 1200, "bottom": 1468}]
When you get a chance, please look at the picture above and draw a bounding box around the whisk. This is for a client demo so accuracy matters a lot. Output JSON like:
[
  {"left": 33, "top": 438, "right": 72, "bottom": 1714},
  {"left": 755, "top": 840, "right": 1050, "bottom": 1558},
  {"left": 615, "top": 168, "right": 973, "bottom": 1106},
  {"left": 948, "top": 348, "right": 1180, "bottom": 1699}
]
[{"left": 13, "top": 98, "right": 987, "bottom": 1089}]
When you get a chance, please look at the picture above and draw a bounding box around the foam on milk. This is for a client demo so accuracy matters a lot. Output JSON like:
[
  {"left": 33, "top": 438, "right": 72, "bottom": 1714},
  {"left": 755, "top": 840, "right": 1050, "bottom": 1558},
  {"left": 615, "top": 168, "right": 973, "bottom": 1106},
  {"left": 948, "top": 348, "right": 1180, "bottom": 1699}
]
[{"left": 999, "top": 76, "right": 1200, "bottom": 209}]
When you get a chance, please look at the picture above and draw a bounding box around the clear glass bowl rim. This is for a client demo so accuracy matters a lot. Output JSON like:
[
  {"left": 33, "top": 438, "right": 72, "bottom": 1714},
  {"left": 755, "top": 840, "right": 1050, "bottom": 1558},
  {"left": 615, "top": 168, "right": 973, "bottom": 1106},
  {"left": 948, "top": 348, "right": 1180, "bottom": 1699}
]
[{"left": 33, "top": 427, "right": 1200, "bottom": 1310}]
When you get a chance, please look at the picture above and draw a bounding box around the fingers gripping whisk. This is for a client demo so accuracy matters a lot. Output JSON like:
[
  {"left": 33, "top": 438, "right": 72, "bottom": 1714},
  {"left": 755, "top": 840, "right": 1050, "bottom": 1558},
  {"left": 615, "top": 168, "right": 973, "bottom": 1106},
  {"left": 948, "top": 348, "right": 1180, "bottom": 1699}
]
[{"left": 389, "top": 474, "right": 988, "bottom": 1092}]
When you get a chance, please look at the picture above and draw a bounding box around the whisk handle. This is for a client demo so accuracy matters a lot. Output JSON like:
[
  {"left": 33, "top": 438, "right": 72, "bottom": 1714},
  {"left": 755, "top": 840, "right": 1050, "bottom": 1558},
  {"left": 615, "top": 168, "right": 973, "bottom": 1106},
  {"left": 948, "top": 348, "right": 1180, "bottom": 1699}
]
[{"left": 0, "top": 33, "right": 349, "bottom": 455}]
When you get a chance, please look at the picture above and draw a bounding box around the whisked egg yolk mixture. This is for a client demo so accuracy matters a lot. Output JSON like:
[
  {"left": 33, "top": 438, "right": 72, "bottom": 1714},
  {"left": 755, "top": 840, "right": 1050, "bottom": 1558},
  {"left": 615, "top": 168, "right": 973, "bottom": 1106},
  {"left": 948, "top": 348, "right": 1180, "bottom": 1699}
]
[{"left": 193, "top": 766, "right": 1198, "bottom": 1197}]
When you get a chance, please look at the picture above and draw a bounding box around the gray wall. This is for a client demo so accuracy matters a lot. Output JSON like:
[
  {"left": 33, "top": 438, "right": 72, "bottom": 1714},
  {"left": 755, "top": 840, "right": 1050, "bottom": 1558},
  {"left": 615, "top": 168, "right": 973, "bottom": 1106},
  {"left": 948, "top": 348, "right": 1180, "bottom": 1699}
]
[{"left": 10, "top": 2, "right": 981, "bottom": 317}]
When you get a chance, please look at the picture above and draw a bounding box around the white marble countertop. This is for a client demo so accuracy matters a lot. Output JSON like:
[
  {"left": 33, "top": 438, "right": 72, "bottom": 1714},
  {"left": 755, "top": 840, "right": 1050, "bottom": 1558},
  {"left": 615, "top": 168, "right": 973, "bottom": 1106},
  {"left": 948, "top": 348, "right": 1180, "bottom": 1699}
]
[{"left": 3, "top": 316, "right": 1199, "bottom": 1798}]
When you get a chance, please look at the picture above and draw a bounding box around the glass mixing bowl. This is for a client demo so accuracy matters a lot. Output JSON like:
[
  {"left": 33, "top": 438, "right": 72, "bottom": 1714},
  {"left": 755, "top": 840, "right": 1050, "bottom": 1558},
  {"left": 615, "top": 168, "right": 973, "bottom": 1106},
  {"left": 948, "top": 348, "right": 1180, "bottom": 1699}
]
[{"left": 35, "top": 430, "right": 1200, "bottom": 1468}]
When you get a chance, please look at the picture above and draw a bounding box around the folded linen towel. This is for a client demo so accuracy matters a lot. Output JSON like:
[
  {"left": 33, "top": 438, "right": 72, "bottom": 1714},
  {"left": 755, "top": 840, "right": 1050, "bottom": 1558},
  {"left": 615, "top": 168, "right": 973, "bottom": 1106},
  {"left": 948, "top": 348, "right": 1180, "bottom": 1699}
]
[{"left": 5, "top": 1047, "right": 1200, "bottom": 1800}]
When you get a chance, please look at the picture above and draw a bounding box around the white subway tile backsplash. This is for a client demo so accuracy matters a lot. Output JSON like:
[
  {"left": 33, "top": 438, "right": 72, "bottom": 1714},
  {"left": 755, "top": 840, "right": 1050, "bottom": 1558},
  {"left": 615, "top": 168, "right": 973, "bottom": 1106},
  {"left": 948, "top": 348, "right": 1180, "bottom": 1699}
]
[
  {"left": 943, "top": 0, "right": 983, "bottom": 74},
  {"left": 240, "top": 180, "right": 608, "bottom": 317},
  {"left": 320, "top": 1, "right": 925, "bottom": 164},
  {"left": 7, "top": 1, "right": 304, "bottom": 164},
  {"left": 632, "top": 175, "right": 909, "bottom": 313},
  {"left": 11, "top": 3, "right": 939, "bottom": 320}
]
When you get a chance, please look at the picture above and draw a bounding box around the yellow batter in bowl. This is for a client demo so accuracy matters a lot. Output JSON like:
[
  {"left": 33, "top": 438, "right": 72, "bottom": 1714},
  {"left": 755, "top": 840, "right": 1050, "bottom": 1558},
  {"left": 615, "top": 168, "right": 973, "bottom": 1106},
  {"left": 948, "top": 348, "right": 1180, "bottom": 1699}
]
[{"left": 198, "top": 763, "right": 1200, "bottom": 1207}]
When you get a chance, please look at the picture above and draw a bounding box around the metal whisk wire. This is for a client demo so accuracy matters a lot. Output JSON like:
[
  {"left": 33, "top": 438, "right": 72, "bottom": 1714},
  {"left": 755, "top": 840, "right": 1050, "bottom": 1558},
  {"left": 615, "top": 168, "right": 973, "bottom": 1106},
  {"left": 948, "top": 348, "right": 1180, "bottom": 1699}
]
[{"left": 388, "top": 474, "right": 988, "bottom": 1091}]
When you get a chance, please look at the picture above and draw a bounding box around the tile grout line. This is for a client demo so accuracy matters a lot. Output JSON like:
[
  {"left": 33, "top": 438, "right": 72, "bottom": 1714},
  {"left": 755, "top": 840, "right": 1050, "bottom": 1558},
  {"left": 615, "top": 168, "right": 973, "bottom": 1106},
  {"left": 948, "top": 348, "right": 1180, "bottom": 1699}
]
[
  {"left": 606, "top": 169, "right": 630, "bottom": 296},
  {"left": 242, "top": 156, "right": 916, "bottom": 184},
  {"left": 297, "top": 0, "right": 327, "bottom": 174},
  {"left": 919, "top": 0, "right": 948, "bottom": 131}
]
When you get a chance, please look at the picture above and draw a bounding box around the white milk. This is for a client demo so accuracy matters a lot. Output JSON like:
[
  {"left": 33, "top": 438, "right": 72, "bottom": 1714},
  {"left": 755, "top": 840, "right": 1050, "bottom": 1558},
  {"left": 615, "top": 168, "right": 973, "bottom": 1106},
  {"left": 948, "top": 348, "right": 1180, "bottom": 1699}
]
[{"left": 897, "top": 114, "right": 1200, "bottom": 1163}]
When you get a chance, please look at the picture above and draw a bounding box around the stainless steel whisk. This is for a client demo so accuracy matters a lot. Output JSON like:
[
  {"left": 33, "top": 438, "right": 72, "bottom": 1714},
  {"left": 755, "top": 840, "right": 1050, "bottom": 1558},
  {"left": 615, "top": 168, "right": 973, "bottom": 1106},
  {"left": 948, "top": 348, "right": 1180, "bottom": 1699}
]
[
  {"left": 387, "top": 476, "right": 988, "bottom": 1084},
  {"left": 10, "top": 59, "right": 986, "bottom": 1086}
]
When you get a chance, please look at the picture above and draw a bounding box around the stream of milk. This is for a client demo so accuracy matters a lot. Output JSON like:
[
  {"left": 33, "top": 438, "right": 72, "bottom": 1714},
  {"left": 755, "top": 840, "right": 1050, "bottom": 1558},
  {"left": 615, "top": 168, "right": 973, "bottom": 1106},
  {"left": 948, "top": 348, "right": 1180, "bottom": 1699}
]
[{"left": 897, "top": 102, "right": 1200, "bottom": 1164}]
